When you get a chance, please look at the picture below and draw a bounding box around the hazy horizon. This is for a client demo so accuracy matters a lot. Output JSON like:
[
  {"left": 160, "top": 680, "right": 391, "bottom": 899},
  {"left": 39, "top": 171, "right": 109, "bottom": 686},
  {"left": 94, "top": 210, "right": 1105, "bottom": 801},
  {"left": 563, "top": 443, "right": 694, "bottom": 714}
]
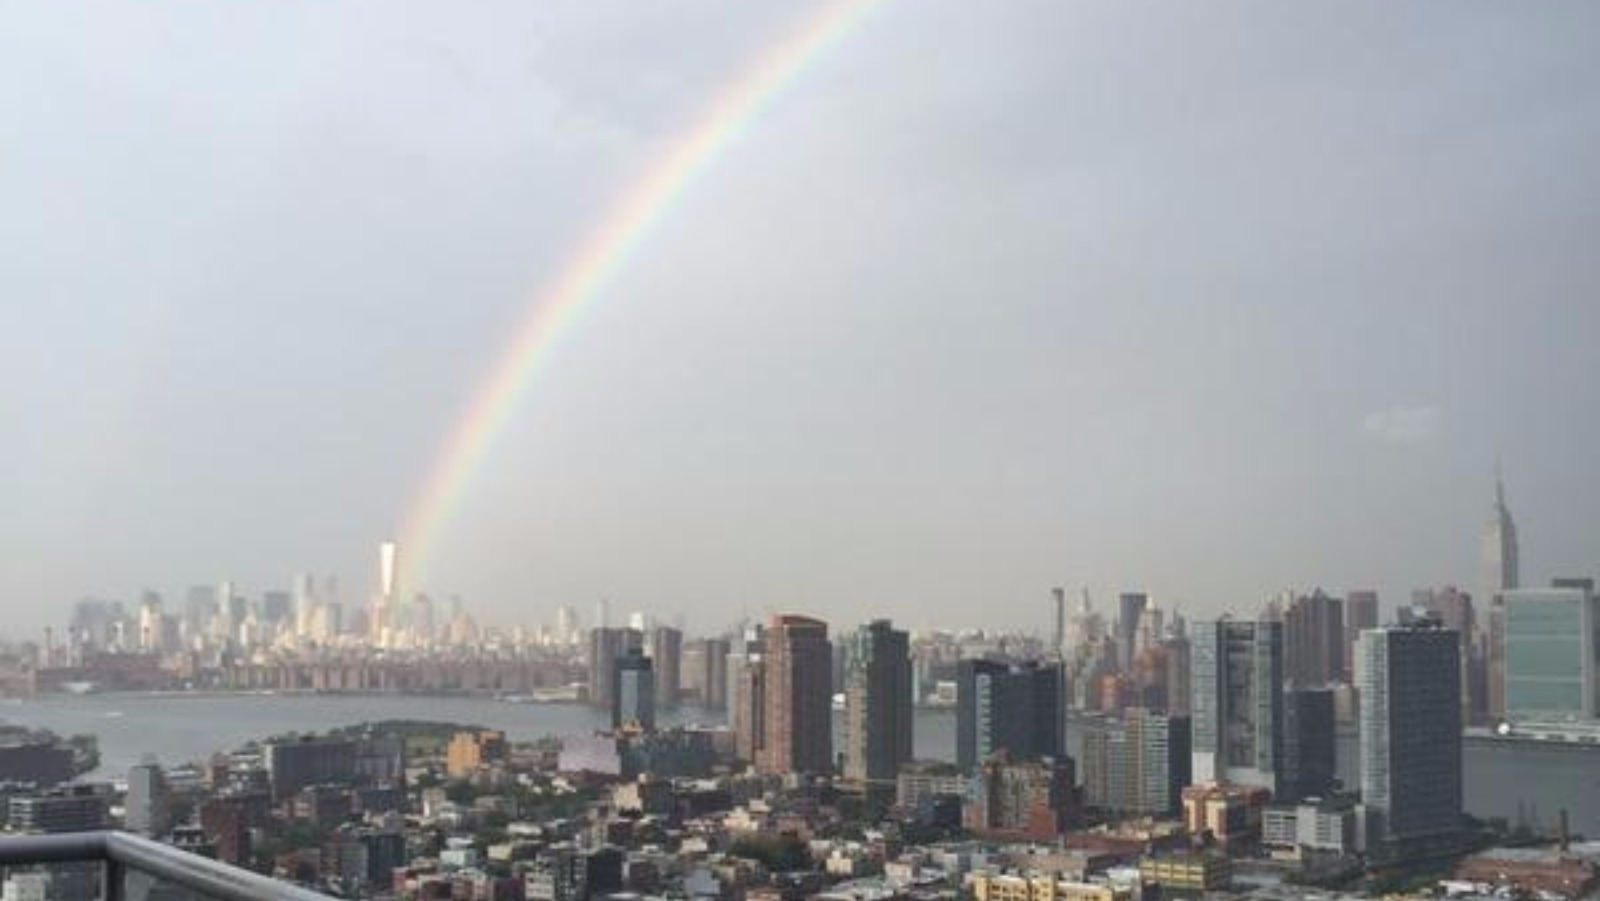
[{"left": 5, "top": 1, "right": 1600, "bottom": 639}]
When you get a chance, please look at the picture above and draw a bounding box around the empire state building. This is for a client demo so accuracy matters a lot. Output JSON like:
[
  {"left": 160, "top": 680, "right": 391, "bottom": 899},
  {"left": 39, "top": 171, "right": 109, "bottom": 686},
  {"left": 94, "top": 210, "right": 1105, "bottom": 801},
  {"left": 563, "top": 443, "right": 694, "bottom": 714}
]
[
  {"left": 1483, "top": 472, "right": 1519, "bottom": 721},
  {"left": 1482, "top": 473, "right": 1520, "bottom": 599}
]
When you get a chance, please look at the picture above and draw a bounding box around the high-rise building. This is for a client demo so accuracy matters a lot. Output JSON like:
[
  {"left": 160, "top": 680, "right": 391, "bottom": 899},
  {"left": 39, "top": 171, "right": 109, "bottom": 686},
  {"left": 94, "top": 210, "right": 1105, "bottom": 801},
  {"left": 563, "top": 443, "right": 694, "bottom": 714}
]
[
  {"left": 1067, "top": 588, "right": 1105, "bottom": 666},
  {"left": 645, "top": 626, "right": 683, "bottom": 710},
  {"left": 963, "top": 752, "right": 1077, "bottom": 841},
  {"left": 1356, "top": 621, "right": 1463, "bottom": 847},
  {"left": 555, "top": 605, "right": 580, "bottom": 646},
  {"left": 1284, "top": 591, "right": 1344, "bottom": 688},
  {"left": 682, "top": 637, "right": 730, "bottom": 708},
  {"left": 375, "top": 540, "right": 399, "bottom": 643},
  {"left": 1408, "top": 586, "right": 1480, "bottom": 726},
  {"left": 727, "top": 625, "right": 765, "bottom": 760},
  {"left": 1137, "top": 604, "right": 1166, "bottom": 659},
  {"left": 1280, "top": 688, "right": 1336, "bottom": 802},
  {"left": 1343, "top": 591, "right": 1378, "bottom": 682},
  {"left": 133, "top": 592, "right": 160, "bottom": 652},
  {"left": 1081, "top": 708, "right": 1191, "bottom": 817},
  {"left": 1409, "top": 586, "right": 1476, "bottom": 639},
  {"left": 1190, "top": 619, "right": 1283, "bottom": 793},
  {"left": 731, "top": 653, "right": 766, "bottom": 763},
  {"left": 1483, "top": 473, "right": 1520, "bottom": 722},
  {"left": 757, "top": 615, "right": 833, "bottom": 775},
  {"left": 1163, "top": 637, "right": 1192, "bottom": 717},
  {"left": 956, "top": 660, "right": 1062, "bottom": 773},
  {"left": 1052, "top": 587, "right": 1068, "bottom": 658},
  {"left": 265, "top": 737, "right": 357, "bottom": 800},
  {"left": 613, "top": 649, "right": 656, "bottom": 731},
  {"left": 588, "top": 627, "right": 643, "bottom": 709},
  {"left": 1482, "top": 473, "right": 1520, "bottom": 604},
  {"left": 293, "top": 573, "right": 317, "bottom": 641},
  {"left": 10, "top": 785, "right": 111, "bottom": 834},
  {"left": 1500, "top": 586, "right": 1598, "bottom": 724},
  {"left": 1119, "top": 593, "right": 1149, "bottom": 671},
  {"left": 843, "top": 619, "right": 914, "bottom": 783},
  {"left": 125, "top": 763, "right": 170, "bottom": 837}
]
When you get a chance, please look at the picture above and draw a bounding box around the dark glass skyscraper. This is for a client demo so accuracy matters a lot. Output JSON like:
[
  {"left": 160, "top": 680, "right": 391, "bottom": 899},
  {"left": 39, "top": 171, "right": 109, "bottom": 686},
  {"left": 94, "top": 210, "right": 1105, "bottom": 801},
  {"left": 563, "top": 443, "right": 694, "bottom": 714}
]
[
  {"left": 1357, "top": 621, "right": 1462, "bottom": 846},
  {"left": 613, "top": 648, "right": 656, "bottom": 731},
  {"left": 843, "top": 619, "right": 913, "bottom": 783},
  {"left": 956, "top": 660, "right": 1061, "bottom": 773}
]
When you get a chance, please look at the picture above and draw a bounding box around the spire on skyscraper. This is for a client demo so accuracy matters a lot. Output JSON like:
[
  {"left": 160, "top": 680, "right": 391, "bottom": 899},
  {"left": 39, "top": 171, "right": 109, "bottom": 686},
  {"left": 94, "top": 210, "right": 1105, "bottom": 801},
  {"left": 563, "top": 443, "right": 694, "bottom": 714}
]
[{"left": 1482, "top": 464, "right": 1520, "bottom": 599}]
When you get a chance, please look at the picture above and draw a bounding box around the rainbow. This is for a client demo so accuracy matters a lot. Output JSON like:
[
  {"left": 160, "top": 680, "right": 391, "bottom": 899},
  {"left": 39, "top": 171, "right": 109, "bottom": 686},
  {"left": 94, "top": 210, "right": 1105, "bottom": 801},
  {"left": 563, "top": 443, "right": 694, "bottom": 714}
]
[{"left": 398, "top": 0, "right": 885, "bottom": 588}]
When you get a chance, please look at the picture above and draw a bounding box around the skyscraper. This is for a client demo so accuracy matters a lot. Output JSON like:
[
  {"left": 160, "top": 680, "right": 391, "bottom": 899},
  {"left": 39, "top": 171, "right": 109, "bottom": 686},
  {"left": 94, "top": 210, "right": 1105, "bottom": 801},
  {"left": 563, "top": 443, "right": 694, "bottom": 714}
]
[
  {"left": 843, "top": 620, "right": 914, "bottom": 784},
  {"left": 1080, "top": 708, "right": 1191, "bottom": 817},
  {"left": 1357, "top": 621, "right": 1463, "bottom": 847},
  {"left": 682, "top": 637, "right": 730, "bottom": 708},
  {"left": 1409, "top": 586, "right": 1479, "bottom": 726},
  {"left": 125, "top": 762, "right": 170, "bottom": 838},
  {"left": 1343, "top": 591, "right": 1378, "bottom": 682},
  {"left": 293, "top": 573, "right": 318, "bottom": 642},
  {"left": 732, "top": 653, "right": 766, "bottom": 763},
  {"left": 1052, "top": 587, "right": 1067, "bottom": 658},
  {"left": 758, "top": 615, "right": 833, "bottom": 775},
  {"left": 1283, "top": 590, "right": 1344, "bottom": 688},
  {"left": 588, "top": 627, "right": 642, "bottom": 710},
  {"left": 956, "top": 660, "right": 1062, "bottom": 773},
  {"left": 1280, "top": 688, "right": 1336, "bottom": 802},
  {"left": 613, "top": 648, "right": 656, "bottom": 731},
  {"left": 375, "top": 540, "right": 399, "bottom": 643},
  {"left": 1190, "top": 619, "right": 1283, "bottom": 793},
  {"left": 646, "top": 626, "right": 683, "bottom": 710},
  {"left": 1482, "top": 472, "right": 1520, "bottom": 602},
  {"left": 1500, "top": 586, "right": 1598, "bottom": 723},
  {"left": 1119, "top": 593, "right": 1149, "bottom": 670},
  {"left": 1163, "top": 637, "right": 1193, "bottom": 716},
  {"left": 1483, "top": 472, "right": 1519, "bottom": 722},
  {"left": 727, "top": 624, "right": 765, "bottom": 760},
  {"left": 555, "top": 605, "right": 579, "bottom": 645}
]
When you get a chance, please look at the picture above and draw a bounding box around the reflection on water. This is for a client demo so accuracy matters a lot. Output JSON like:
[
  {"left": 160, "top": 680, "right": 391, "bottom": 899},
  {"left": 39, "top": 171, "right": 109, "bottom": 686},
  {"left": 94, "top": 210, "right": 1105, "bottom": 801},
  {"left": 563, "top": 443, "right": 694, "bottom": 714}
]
[{"left": 1, "top": 693, "right": 958, "bottom": 774}]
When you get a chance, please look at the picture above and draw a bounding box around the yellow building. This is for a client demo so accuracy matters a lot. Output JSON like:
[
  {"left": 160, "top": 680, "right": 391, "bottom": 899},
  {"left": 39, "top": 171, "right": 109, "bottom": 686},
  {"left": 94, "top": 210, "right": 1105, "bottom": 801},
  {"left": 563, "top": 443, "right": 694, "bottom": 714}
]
[
  {"left": 972, "top": 874, "right": 1132, "bottom": 901},
  {"left": 1138, "top": 855, "right": 1231, "bottom": 893},
  {"left": 445, "top": 730, "right": 507, "bottom": 778}
]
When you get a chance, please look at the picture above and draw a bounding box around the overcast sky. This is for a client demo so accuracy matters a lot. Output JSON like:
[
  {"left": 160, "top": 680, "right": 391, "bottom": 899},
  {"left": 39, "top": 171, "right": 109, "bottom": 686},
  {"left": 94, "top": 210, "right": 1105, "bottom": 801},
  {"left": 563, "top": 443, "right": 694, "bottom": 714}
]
[{"left": 4, "top": 1, "right": 1599, "bottom": 639}]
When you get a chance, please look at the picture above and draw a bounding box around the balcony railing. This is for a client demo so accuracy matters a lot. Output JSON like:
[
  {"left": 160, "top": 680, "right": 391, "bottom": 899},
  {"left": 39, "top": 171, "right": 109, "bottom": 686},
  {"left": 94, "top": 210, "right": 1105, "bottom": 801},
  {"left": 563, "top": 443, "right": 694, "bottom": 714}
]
[{"left": 0, "top": 831, "right": 334, "bottom": 901}]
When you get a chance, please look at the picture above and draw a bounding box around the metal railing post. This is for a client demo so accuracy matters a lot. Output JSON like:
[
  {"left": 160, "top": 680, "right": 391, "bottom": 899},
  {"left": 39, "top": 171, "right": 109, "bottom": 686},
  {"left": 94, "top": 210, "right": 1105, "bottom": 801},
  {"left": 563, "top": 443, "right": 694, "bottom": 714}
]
[
  {"left": 0, "top": 832, "right": 334, "bottom": 901},
  {"left": 103, "top": 857, "right": 126, "bottom": 901}
]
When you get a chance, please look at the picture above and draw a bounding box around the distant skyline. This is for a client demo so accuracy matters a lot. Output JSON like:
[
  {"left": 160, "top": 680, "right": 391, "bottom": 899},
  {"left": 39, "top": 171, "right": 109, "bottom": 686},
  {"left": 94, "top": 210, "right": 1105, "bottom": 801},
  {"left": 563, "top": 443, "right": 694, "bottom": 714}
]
[{"left": 5, "top": 2, "right": 1600, "bottom": 637}]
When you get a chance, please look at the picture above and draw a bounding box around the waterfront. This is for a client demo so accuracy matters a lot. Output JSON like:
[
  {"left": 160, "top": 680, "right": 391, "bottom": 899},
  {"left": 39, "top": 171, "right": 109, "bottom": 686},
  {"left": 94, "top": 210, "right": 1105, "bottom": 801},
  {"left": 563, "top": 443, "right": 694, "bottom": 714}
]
[
  {"left": 0, "top": 694, "right": 959, "bottom": 774},
  {"left": 7, "top": 693, "right": 1591, "bottom": 838}
]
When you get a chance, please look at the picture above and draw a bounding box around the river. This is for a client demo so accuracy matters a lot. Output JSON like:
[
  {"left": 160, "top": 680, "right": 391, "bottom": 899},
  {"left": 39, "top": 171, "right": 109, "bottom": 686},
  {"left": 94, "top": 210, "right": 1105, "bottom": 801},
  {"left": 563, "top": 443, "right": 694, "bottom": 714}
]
[
  {"left": 4, "top": 695, "right": 1586, "bottom": 838},
  {"left": 0, "top": 694, "right": 957, "bottom": 775}
]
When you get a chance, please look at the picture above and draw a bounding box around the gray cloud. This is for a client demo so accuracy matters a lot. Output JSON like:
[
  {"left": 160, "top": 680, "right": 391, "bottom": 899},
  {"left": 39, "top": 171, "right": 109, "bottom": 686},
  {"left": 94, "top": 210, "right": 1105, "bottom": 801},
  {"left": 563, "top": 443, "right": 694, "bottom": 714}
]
[
  {"left": 3, "top": 1, "right": 1600, "bottom": 636},
  {"left": 1361, "top": 405, "right": 1443, "bottom": 444}
]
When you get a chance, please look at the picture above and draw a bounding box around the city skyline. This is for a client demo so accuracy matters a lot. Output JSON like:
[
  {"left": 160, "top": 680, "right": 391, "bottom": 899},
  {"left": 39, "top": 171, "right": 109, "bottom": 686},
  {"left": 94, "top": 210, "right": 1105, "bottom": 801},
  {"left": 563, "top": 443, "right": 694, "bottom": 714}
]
[
  {"left": 7, "top": 2, "right": 1600, "bottom": 636},
  {"left": 22, "top": 474, "right": 1547, "bottom": 644}
]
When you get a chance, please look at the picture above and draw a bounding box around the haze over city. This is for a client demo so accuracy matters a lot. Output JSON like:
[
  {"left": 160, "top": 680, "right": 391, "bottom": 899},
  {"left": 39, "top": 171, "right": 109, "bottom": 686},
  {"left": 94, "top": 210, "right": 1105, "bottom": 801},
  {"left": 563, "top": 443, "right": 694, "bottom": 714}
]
[{"left": 6, "top": 1, "right": 1600, "bottom": 636}]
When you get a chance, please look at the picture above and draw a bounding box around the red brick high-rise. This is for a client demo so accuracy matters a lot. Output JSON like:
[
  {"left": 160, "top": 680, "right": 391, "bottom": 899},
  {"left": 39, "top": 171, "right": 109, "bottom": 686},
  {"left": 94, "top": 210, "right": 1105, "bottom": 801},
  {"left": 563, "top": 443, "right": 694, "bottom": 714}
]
[{"left": 758, "top": 614, "right": 833, "bottom": 775}]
